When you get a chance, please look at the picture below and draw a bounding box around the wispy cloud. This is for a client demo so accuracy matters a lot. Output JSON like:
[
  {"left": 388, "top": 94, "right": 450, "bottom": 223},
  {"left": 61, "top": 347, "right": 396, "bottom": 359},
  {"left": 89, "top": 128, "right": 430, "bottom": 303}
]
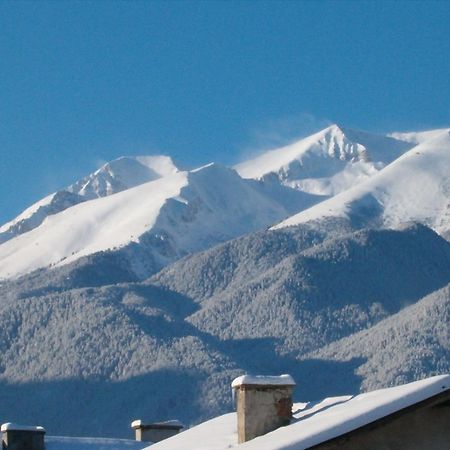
[{"left": 236, "top": 112, "right": 332, "bottom": 164}]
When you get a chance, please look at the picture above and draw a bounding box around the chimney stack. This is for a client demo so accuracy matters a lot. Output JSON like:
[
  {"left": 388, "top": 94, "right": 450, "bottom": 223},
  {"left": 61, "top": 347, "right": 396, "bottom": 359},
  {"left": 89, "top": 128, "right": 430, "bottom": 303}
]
[
  {"left": 1, "top": 423, "right": 46, "bottom": 450},
  {"left": 131, "top": 420, "right": 183, "bottom": 443},
  {"left": 231, "top": 374, "right": 295, "bottom": 443}
]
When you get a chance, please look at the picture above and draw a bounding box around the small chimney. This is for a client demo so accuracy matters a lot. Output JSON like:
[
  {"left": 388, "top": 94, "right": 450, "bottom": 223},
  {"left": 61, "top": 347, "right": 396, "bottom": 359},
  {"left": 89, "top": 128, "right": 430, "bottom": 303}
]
[
  {"left": 231, "top": 374, "right": 295, "bottom": 443},
  {"left": 1, "top": 423, "right": 46, "bottom": 450},
  {"left": 131, "top": 420, "right": 183, "bottom": 443}
]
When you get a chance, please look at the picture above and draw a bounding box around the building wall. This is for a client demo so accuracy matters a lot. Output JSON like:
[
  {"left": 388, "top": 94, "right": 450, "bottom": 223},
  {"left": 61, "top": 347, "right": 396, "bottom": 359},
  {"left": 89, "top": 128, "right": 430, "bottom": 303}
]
[{"left": 310, "top": 391, "right": 450, "bottom": 450}]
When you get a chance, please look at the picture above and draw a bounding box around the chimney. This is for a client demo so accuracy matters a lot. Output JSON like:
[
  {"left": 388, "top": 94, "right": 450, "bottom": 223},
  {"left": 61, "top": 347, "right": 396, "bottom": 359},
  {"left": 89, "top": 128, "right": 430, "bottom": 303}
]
[
  {"left": 1, "top": 423, "right": 46, "bottom": 450},
  {"left": 131, "top": 420, "right": 183, "bottom": 443},
  {"left": 231, "top": 374, "right": 295, "bottom": 443}
]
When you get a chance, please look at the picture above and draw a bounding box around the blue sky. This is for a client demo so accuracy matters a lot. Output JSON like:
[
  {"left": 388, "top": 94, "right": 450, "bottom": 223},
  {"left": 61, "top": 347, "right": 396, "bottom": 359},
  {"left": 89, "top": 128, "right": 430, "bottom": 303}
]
[{"left": 1, "top": 1, "right": 449, "bottom": 224}]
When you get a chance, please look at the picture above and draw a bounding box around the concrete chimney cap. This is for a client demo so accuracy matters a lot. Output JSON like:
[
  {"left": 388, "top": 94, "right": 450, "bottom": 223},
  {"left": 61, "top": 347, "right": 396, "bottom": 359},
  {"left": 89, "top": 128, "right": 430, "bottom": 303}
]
[
  {"left": 1, "top": 423, "right": 45, "bottom": 433},
  {"left": 131, "top": 419, "right": 184, "bottom": 430},
  {"left": 231, "top": 374, "right": 296, "bottom": 388}
]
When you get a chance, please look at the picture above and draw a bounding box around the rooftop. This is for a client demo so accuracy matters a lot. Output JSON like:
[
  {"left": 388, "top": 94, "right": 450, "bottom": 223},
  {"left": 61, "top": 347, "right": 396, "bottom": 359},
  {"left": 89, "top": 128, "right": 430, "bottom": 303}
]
[{"left": 147, "top": 374, "right": 450, "bottom": 450}]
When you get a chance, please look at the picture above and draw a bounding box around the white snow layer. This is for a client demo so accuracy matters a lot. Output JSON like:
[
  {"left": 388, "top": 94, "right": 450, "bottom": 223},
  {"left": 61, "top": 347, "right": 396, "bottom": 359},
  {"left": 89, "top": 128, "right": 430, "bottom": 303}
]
[
  {"left": 0, "top": 156, "right": 180, "bottom": 246},
  {"left": 389, "top": 127, "right": 450, "bottom": 145},
  {"left": 234, "top": 124, "right": 412, "bottom": 196},
  {"left": 0, "top": 193, "right": 56, "bottom": 234},
  {"left": 45, "top": 436, "right": 147, "bottom": 450},
  {"left": 1, "top": 423, "right": 45, "bottom": 432},
  {"left": 0, "top": 164, "right": 291, "bottom": 279},
  {"left": 273, "top": 129, "right": 450, "bottom": 234},
  {"left": 0, "top": 171, "right": 188, "bottom": 279},
  {"left": 147, "top": 375, "right": 450, "bottom": 450},
  {"left": 67, "top": 155, "right": 179, "bottom": 199},
  {"left": 231, "top": 374, "right": 296, "bottom": 388}
]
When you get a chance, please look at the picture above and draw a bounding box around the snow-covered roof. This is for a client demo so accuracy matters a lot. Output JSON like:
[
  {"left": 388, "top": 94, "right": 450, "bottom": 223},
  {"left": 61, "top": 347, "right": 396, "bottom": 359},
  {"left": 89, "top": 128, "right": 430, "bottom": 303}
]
[
  {"left": 131, "top": 419, "right": 184, "bottom": 429},
  {"left": 1, "top": 423, "right": 45, "bottom": 432},
  {"left": 231, "top": 374, "right": 296, "bottom": 388},
  {"left": 147, "top": 374, "right": 450, "bottom": 450},
  {"left": 45, "top": 436, "right": 147, "bottom": 450}
]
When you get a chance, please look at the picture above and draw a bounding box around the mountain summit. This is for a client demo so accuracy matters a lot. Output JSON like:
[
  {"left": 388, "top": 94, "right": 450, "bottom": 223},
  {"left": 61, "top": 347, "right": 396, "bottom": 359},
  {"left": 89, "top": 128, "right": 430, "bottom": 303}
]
[
  {"left": 274, "top": 128, "right": 450, "bottom": 235},
  {"left": 235, "top": 124, "right": 413, "bottom": 196}
]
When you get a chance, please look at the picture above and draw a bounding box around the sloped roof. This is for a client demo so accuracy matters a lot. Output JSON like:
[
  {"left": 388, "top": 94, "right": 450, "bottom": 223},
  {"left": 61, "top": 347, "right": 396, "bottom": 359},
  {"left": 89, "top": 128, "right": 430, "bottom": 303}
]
[{"left": 146, "top": 374, "right": 450, "bottom": 450}]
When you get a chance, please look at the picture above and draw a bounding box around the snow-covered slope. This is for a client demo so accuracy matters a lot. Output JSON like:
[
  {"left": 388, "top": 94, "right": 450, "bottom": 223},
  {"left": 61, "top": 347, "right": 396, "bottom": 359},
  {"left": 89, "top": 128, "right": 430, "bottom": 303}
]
[
  {"left": 67, "top": 155, "right": 179, "bottom": 199},
  {"left": 235, "top": 124, "right": 413, "bottom": 196},
  {"left": 0, "top": 191, "right": 87, "bottom": 244},
  {"left": 0, "top": 156, "right": 179, "bottom": 244},
  {"left": 0, "top": 164, "right": 313, "bottom": 280},
  {"left": 389, "top": 127, "right": 449, "bottom": 145},
  {"left": 274, "top": 129, "right": 450, "bottom": 235}
]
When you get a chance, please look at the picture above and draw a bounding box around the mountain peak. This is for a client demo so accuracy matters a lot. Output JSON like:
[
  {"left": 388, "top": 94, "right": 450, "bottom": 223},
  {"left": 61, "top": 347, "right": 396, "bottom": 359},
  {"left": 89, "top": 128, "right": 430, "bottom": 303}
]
[
  {"left": 68, "top": 155, "right": 179, "bottom": 199},
  {"left": 235, "top": 124, "right": 413, "bottom": 196}
]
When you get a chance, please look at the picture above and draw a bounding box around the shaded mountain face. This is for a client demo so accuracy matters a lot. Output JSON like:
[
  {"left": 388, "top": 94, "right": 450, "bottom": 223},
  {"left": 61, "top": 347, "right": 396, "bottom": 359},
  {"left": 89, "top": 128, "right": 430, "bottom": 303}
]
[
  {"left": 0, "top": 222, "right": 449, "bottom": 438},
  {"left": 306, "top": 283, "right": 450, "bottom": 393},
  {"left": 151, "top": 223, "right": 450, "bottom": 353}
]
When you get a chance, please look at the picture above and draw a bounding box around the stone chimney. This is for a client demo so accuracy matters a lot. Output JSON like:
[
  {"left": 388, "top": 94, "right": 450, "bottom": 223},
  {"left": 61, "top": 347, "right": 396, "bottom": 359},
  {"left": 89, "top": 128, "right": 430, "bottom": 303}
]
[
  {"left": 1, "top": 423, "right": 46, "bottom": 450},
  {"left": 231, "top": 374, "right": 295, "bottom": 443},
  {"left": 131, "top": 419, "right": 183, "bottom": 443}
]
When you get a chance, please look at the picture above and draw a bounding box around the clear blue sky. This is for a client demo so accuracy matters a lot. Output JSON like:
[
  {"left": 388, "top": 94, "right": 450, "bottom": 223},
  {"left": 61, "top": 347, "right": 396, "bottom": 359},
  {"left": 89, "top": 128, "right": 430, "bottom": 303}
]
[{"left": 1, "top": 0, "right": 449, "bottom": 224}]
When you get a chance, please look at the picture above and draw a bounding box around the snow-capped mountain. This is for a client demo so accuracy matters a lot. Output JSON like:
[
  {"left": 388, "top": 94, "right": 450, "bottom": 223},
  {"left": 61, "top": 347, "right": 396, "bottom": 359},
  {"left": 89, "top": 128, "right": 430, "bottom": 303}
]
[
  {"left": 0, "top": 156, "right": 179, "bottom": 244},
  {"left": 0, "top": 122, "right": 449, "bottom": 438},
  {"left": 67, "top": 155, "right": 179, "bottom": 199},
  {"left": 235, "top": 124, "right": 413, "bottom": 196},
  {"left": 0, "top": 163, "right": 318, "bottom": 280},
  {"left": 0, "top": 124, "right": 448, "bottom": 282},
  {"left": 274, "top": 129, "right": 450, "bottom": 236}
]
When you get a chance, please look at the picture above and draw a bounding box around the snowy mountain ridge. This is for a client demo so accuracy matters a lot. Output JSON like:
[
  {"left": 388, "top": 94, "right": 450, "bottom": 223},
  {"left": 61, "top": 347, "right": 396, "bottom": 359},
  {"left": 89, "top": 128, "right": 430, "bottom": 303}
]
[
  {"left": 273, "top": 128, "right": 450, "bottom": 235},
  {"left": 0, "top": 155, "right": 179, "bottom": 245},
  {"left": 0, "top": 163, "right": 320, "bottom": 280},
  {"left": 67, "top": 155, "right": 180, "bottom": 199},
  {"left": 235, "top": 124, "right": 413, "bottom": 196},
  {"left": 0, "top": 124, "right": 448, "bottom": 281}
]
